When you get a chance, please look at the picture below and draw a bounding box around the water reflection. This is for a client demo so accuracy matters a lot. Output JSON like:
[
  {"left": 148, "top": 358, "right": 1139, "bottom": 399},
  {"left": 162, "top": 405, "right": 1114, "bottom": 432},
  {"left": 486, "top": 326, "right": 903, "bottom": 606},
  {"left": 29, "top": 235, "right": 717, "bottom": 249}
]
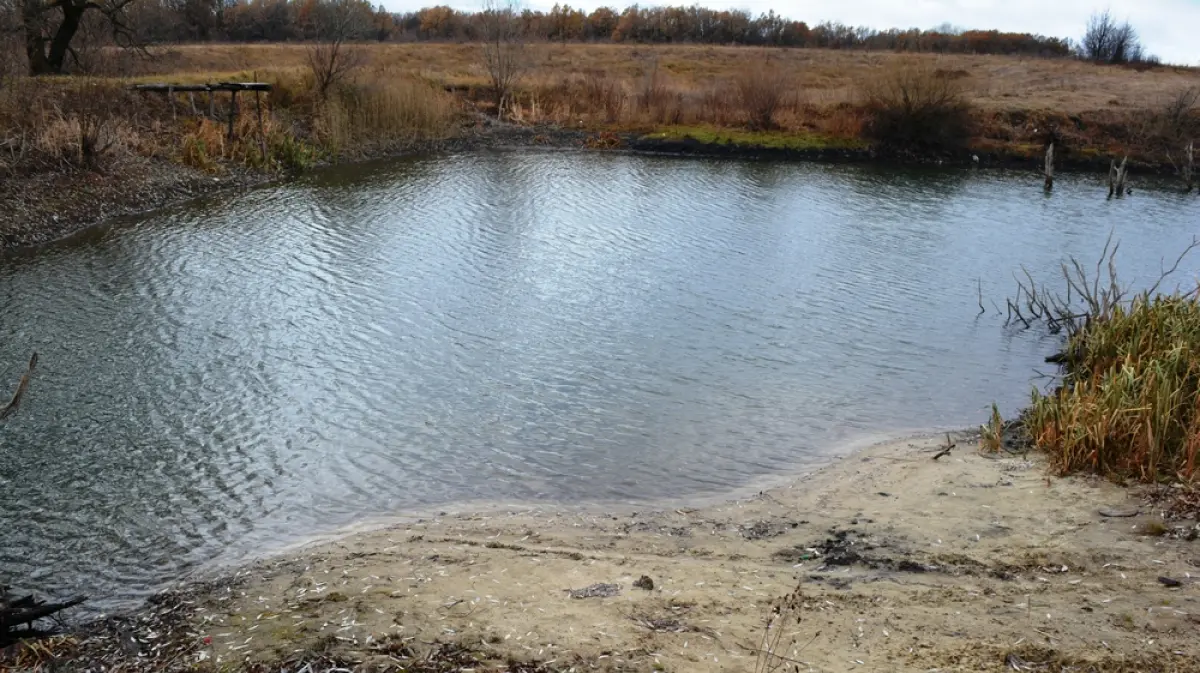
[{"left": 1, "top": 153, "right": 1197, "bottom": 610}]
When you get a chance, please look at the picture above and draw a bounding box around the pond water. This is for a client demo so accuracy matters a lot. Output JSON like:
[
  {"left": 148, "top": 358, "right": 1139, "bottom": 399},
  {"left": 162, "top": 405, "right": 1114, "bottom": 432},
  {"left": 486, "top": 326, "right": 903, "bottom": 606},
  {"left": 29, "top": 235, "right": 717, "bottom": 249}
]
[{"left": 1, "top": 152, "right": 1197, "bottom": 610}]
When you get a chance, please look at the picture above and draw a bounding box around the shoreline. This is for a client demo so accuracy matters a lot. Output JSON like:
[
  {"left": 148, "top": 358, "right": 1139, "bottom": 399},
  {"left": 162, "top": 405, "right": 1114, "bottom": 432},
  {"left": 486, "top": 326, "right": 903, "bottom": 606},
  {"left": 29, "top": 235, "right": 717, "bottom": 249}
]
[
  {"left": 1, "top": 122, "right": 1182, "bottom": 256},
  {"left": 20, "top": 430, "right": 1200, "bottom": 672},
  {"left": 197, "top": 427, "right": 947, "bottom": 584}
]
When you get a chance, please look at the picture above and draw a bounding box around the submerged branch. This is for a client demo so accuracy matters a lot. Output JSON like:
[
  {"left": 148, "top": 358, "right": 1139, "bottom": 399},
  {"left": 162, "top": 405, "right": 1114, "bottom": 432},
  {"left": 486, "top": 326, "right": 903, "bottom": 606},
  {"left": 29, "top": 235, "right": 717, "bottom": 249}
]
[{"left": 0, "top": 352, "right": 38, "bottom": 421}]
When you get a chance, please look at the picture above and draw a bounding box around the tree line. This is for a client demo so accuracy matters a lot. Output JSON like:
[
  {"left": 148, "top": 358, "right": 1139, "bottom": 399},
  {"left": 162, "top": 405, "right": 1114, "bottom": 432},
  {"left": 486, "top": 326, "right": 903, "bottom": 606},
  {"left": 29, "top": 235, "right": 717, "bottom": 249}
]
[
  {"left": 4, "top": 0, "right": 1077, "bottom": 75},
  {"left": 5, "top": 0, "right": 1166, "bottom": 76}
]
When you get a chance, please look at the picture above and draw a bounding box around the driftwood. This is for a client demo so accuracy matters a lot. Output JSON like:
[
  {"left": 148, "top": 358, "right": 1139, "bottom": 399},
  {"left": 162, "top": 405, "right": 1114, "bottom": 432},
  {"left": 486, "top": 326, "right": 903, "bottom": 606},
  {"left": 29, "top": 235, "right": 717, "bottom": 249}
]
[
  {"left": 932, "top": 433, "right": 956, "bottom": 460},
  {"left": 0, "top": 352, "right": 37, "bottom": 420},
  {"left": 1185, "top": 141, "right": 1195, "bottom": 194},
  {"left": 1, "top": 586, "right": 87, "bottom": 646}
]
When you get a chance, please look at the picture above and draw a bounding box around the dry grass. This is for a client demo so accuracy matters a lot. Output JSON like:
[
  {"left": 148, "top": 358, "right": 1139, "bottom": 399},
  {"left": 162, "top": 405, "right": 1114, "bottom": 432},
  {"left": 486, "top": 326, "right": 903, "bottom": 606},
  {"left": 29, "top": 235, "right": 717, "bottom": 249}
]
[
  {"left": 103, "top": 42, "right": 1198, "bottom": 160},
  {"left": 0, "top": 62, "right": 458, "bottom": 177},
  {"left": 1028, "top": 292, "right": 1200, "bottom": 482},
  {"left": 2, "top": 42, "right": 1197, "bottom": 179},
  {"left": 1000, "top": 238, "right": 1200, "bottom": 484},
  {"left": 139, "top": 43, "right": 1198, "bottom": 115},
  {"left": 861, "top": 59, "right": 973, "bottom": 152}
]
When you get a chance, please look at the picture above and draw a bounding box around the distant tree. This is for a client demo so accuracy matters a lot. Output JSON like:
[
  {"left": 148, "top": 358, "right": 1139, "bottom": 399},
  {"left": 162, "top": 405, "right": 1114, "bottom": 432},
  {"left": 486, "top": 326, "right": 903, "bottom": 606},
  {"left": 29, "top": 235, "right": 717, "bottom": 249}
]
[
  {"left": 480, "top": 0, "right": 525, "bottom": 115},
  {"left": 304, "top": 0, "right": 370, "bottom": 98},
  {"left": 1082, "top": 9, "right": 1144, "bottom": 64}
]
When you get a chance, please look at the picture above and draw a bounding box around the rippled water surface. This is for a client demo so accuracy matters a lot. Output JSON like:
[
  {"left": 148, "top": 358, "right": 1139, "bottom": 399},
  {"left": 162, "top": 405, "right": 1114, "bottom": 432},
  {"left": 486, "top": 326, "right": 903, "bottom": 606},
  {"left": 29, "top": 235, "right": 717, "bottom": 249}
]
[{"left": 2, "top": 152, "right": 1197, "bottom": 608}]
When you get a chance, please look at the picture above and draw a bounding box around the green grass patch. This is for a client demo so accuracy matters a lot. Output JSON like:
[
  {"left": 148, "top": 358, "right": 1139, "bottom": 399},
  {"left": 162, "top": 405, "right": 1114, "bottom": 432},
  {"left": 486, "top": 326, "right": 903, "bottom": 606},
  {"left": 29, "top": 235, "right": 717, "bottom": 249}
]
[{"left": 643, "top": 125, "right": 868, "bottom": 151}]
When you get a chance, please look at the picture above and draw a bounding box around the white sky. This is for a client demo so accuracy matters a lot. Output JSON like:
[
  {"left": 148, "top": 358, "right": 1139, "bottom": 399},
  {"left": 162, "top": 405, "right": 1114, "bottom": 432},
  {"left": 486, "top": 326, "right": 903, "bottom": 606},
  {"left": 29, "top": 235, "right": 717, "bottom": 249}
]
[{"left": 380, "top": 0, "right": 1200, "bottom": 65}]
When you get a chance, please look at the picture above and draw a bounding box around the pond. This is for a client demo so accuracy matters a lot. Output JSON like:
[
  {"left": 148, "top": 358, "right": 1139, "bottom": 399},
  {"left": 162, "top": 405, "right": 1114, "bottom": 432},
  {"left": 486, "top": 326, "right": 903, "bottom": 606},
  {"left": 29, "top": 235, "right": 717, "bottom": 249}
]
[{"left": 1, "top": 152, "right": 1197, "bottom": 610}]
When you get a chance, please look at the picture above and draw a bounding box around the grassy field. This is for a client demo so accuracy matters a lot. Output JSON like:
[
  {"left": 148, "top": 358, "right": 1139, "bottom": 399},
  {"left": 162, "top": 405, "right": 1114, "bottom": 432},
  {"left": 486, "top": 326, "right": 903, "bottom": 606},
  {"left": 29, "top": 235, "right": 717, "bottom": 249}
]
[
  {"left": 136, "top": 43, "right": 1198, "bottom": 116},
  {"left": 99, "top": 42, "right": 1200, "bottom": 164}
]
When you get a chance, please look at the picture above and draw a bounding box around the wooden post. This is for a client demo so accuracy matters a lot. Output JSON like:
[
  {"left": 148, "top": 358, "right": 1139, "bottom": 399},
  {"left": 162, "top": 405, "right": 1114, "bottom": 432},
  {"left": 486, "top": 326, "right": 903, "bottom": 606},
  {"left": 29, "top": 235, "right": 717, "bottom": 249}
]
[
  {"left": 168, "top": 84, "right": 176, "bottom": 121},
  {"left": 1043, "top": 142, "right": 1054, "bottom": 191},
  {"left": 189, "top": 92, "right": 197, "bottom": 116},
  {"left": 1185, "top": 141, "right": 1195, "bottom": 194},
  {"left": 1108, "top": 156, "right": 1129, "bottom": 198},
  {"left": 255, "top": 89, "right": 266, "bottom": 162},
  {"left": 208, "top": 87, "right": 215, "bottom": 119},
  {"left": 227, "top": 90, "right": 238, "bottom": 141}
]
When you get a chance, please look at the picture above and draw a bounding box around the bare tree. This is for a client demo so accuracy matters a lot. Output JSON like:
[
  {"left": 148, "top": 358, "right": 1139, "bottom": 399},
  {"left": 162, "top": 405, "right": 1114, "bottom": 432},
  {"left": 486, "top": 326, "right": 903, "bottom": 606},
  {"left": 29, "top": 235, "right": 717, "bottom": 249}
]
[
  {"left": 1081, "top": 9, "right": 1144, "bottom": 64},
  {"left": 305, "top": 0, "right": 369, "bottom": 99},
  {"left": 480, "top": 0, "right": 527, "bottom": 117},
  {"left": 15, "top": 0, "right": 141, "bottom": 75}
]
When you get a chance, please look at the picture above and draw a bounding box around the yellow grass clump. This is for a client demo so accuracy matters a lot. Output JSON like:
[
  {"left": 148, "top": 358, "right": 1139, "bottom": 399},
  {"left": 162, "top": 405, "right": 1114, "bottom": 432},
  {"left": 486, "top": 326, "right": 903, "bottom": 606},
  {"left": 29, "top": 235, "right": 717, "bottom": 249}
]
[{"left": 1028, "top": 292, "right": 1200, "bottom": 482}]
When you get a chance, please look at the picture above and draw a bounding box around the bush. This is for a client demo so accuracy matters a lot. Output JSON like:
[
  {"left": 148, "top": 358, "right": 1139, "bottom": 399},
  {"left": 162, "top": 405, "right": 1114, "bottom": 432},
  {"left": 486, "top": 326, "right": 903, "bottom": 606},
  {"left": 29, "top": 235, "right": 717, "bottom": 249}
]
[
  {"left": 999, "top": 238, "right": 1200, "bottom": 483},
  {"left": 1028, "top": 293, "right": 1200, "bottom": 482},
  {"left": 581, "top": 71, "right": 624, "bottom": 123},
  {"left": 635, "top": 59, "right": 682, "bottom": 125},
  {"left": 735, "top": 62, "right": 789, "bottom": 131},
  {"left": 860, "top": 61, "right": 973, "bottom": 153}
]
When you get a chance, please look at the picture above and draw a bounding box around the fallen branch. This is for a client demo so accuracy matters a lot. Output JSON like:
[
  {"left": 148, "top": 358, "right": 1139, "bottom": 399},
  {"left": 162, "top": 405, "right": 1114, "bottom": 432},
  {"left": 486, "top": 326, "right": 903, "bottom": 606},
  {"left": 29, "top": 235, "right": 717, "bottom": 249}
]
[
  {"left": 932, "top": 433, "right": 955, "bottom": 460},
  {"left": 0, "top": 352, "right": 38, "bottom": 421},
  {"left": 1, "top": 587, "right": 87, "bottom": 647}
]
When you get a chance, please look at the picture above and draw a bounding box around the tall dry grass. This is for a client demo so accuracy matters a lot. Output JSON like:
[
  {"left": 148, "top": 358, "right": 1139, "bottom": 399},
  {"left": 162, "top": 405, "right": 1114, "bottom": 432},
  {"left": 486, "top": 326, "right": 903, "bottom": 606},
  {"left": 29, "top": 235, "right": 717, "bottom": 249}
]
[
  {"left": 314, "top": 74, "right": 457, "bottom": 156},
  {"left": 0, "top": 78, "right": 144, "bottom": 173},
  {"left": 1028, "top": 292, "right": 1200, "bottom": 482},
  {"left": 736, "top": 62, "right": 791, "bottom": 130},
  {"left": 1, "top": 64, "right": 459, "bottom": 177},
  {"left": 989, "top": 238, "right": 1200, "bottom": 484}
]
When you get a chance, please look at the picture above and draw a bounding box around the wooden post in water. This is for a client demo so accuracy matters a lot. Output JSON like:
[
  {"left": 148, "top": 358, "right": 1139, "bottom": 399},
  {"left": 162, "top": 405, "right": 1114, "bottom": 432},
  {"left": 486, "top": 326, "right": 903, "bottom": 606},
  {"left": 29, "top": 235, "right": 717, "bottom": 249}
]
[
  {"left": 1184, "top": 141, "right": 1195, "bottom": 194},
  {"left": 1108, "top": 156, "right": 1128, "bottom": 198},
  {"left": 1043, "top": 142, "right": 1054, "bottom": 191}
]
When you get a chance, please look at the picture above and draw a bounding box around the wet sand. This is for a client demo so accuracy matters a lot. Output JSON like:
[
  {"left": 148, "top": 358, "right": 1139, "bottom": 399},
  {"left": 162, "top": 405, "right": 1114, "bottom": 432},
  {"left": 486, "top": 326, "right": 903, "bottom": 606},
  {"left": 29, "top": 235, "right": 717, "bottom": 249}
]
[{"left": 171, "top": 432, "right": 1199, "bottom": 672}]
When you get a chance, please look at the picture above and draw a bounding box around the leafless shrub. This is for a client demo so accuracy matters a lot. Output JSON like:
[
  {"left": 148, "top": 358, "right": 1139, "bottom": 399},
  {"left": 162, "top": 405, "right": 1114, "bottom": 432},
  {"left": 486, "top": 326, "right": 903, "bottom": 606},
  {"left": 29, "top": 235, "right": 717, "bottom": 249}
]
[
  {"left": 861, "top": 60, "right": 973, "bottom": 152},
  {"left": 1003, "top": 231, "right": 1200, "bottom": 336},
  {"left": 1081, "top": 10, "right": 1146, "bottom": 65},
  {"left": 304, "top": 0, "right": 370, "bottom": 100},
  {"left": 1158, "top": 86, "right": 1200, "bottom": 150},
  {"left": 736, "top": 62, "right": 790, "bottom": 130},
  {"left": 635, "top": 58, "right": 682, "bottom": 124},
  {"left": 581, "top": 70, "right": 623, "bottom": 122},
  {"left": 58, "top": 81, "right": 133, "bottom": 168},
  {"left": 480, "top": 0, "right": 527, "bottom": 116}
]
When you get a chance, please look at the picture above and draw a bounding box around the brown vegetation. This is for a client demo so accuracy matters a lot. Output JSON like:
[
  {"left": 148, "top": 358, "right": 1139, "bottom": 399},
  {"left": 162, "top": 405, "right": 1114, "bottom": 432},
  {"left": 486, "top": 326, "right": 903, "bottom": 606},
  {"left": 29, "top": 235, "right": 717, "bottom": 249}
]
[
  {"left": 988, "top": 238, "right": 1200, "bottom": 484},
  {"left": 861, "top": 60, "right": 973, "bottom": 152},
  {"left": 1, "top": 42, "right": 1197, "bottom": 247}
]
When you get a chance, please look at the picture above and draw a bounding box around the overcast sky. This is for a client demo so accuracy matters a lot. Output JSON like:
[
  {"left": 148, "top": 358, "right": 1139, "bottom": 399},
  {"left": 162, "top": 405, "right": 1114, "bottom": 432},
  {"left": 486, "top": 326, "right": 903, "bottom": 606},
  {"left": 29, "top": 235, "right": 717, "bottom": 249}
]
[{"left": 381, "top": 0, "right": 1200, "bottom": 65}]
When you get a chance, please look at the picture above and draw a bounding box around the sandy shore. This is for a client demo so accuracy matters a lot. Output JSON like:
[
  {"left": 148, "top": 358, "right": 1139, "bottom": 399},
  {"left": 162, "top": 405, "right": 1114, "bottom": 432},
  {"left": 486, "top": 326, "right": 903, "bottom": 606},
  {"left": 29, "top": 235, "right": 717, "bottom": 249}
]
[{"left": 78, "top": 431, "right": 1188, "bottom": 673}]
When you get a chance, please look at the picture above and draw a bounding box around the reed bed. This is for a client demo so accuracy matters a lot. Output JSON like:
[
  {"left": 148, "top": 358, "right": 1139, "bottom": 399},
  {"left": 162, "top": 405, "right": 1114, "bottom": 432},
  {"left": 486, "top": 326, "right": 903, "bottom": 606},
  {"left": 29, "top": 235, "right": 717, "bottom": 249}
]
[{"left": 988, "top": 237, "right": 1200, "bottom": 484}]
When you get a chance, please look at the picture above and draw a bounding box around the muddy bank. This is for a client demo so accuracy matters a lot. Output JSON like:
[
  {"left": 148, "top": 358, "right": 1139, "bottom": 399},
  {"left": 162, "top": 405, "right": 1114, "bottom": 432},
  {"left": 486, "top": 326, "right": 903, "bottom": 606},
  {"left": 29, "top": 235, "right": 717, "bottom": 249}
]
[
  {"left": 4, "top": 119, "right": 1185, "bottom": 254},
  {"left": 13, "top": 432, "right": 1199, "bottom": 672},
  {"left": 0, "top": 124, "right": 594, "bottom": 253}
]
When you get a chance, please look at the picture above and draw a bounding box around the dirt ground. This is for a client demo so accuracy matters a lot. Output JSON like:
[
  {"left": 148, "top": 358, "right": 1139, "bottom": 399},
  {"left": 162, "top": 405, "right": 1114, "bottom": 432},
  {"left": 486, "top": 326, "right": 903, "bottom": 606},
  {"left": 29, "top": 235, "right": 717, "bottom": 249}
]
[{"left": 173, "top": 432, "right": 1200, "bottom": 672}]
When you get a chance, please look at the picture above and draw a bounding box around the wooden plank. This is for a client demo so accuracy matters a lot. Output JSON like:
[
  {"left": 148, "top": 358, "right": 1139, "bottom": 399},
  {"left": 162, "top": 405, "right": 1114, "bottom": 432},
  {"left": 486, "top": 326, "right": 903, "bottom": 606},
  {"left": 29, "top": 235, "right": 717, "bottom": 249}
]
[{"left": 133, "top": 82, "right": 271, "bottom": 93}]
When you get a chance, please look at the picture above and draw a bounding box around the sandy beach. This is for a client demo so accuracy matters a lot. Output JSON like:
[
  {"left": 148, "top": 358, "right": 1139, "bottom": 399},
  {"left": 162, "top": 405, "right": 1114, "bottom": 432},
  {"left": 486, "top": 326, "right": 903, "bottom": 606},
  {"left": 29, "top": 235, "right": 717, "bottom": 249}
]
[{"left": 95, "top": 431, "right": 1192, "bottom": 673}]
